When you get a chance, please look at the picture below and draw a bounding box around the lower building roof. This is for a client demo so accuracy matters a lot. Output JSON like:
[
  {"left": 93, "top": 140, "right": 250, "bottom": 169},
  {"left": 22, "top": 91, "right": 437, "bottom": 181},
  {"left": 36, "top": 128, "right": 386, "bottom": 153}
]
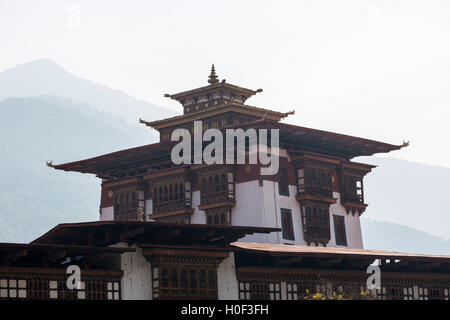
[
  {"left": 232, "top": 242, "right": 450, "bottom": 273},
  {"left": 0, "top": 242, "right": 134, "bottom": 269},
  {"left": 32, "top": 221, "right": 279, "bottom": 248}
]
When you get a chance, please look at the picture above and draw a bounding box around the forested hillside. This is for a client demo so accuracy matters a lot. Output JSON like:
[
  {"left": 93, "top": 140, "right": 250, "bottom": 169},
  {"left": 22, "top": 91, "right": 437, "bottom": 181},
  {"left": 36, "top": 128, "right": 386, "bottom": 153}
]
[{"left": 0, "top": 96, "right": 155, "bottom": 242}]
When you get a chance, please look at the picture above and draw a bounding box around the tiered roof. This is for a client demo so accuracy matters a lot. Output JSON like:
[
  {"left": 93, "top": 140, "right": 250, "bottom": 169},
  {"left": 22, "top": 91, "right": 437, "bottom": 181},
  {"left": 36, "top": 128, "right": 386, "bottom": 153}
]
[{"left": 49, "top": 65, "right": 404, "bottom": 175}]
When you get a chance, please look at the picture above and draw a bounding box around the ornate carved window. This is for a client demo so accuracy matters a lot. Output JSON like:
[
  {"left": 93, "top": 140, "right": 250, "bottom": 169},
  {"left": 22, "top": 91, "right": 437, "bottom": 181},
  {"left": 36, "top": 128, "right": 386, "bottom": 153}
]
[
  {"left": 237, "top": 268, "right": 450, "bottom": 301},
  {"left": 402, "top": 287, "right": 414, "bottom": 300},
  {"left": 333, "top": 215, "right": 347, "bottom": 246},
  {"left": 286, "top": 282, "right": 318, "bottom": 300},
  {"left": 293, "top": 158, "right": 337, "bottom": 225},
  {"left": 301, "top": 201, "right": 331, "bottom": 246},
  {"left": 280, "top": 209, "right": 295, "bottom": 241},
  {"left": 206, "top": 208, "right": 231, "bottom": 226},
  {"left": 149, "top": 170, "right": 192, "bottom": 221},
  {"left": 342, "top": 176, "right": 364, "bottom": 204},
  {"left": 107, "top": 178, "right": 145, "bottom": 221},
  {"left": 238, "top": 281, "right": 281, "bottom": 300},
  {"left": 339, "top": 163, "right": 372, "bottom": 215},
  {"left": 376, "top": 285, "right": 405, "bottom": 300},
  {"left": 198, "top": 166, "right": 235, "bottom": 225},
  {"left": 0, "top": 271, "right": 122, "bottom": 300},
  {"left": 147, "top": 250, "right": 227, "bottom": 300},
  {"left": 297, "top": 167, "right": 333, "bottom": 199},
  {"left": 199, "top": 167, "right": 234, "bottom": 206},
  {"left": 0, "top": 279, "right": 27, "bottom": 299},
  {"left": 114, "top": 189, "right": 138, "bottom": 221}
]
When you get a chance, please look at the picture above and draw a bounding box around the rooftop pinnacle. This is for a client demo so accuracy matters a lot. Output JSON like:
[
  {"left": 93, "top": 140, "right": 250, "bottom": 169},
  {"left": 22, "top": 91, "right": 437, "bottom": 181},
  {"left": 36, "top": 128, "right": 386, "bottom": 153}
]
[{"left": 208, "top": 64, "right": 219, "bottom": 84}]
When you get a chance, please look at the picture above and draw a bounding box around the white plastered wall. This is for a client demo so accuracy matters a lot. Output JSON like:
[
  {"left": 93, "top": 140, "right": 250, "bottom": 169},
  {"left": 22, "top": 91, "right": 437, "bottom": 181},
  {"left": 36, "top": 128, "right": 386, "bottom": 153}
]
[
  {"left": 110, "top": 243, "right": 153, "bottom": 300},
  {"left": 100, "top": 206, "right": 114, "bottom": 221},
  {"left": 217, "top": 253, "right": 239, "bottom": 300},
  {"left": 190, "top": 189, "right": 205, "bottom": 224},
  {"left": 328, "top": 192, "right": 364, "bottom": 249}
]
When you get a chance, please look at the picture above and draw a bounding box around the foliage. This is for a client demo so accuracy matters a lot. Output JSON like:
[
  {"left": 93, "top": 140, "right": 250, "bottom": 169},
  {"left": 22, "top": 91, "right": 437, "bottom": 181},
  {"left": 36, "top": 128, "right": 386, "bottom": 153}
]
[{"left": 301, "top": 289, "right": 375, "bottom": 300}]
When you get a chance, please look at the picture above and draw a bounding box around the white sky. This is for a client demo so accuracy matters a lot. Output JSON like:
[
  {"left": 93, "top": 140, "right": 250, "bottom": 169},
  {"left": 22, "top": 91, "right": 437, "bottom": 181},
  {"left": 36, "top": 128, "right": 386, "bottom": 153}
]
[{"left": 1, "top": 0, "right": 449, "bottom": 168}]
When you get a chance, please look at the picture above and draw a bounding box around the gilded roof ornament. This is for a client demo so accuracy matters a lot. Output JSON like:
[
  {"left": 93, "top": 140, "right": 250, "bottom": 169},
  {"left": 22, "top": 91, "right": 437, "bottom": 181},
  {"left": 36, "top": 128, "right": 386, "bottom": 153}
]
[
  {"left": 400, "top": 140, "right": 410, "bottom": 148},
  {"left": 139, "top": 118, "right": 150, "bottom": 125},
  {"left": 46, "top": 160, "right": 55, "bottom": 168},
  {"left": 208, "top": 64, "right": 219, "bottom": 85}
]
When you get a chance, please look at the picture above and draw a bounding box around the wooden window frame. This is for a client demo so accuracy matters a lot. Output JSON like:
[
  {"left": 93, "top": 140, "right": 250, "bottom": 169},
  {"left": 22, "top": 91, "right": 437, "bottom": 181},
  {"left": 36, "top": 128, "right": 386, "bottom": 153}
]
[
  {"left": 205, "top": 208, "right": 231, "bottom": 226},
  {"left": 114, "top": 189, "right": 138, "bottom": 220},
  {"left": 155, "top": 266, "right": 217, "bottom": 300},
  {"left": 301, "top": 202, "right": 331, "bottom": 246},
  {"left": 333, "top": 215, "right": 347, "bottom": 246},
  {"left": 278, "top": 167, "right": 290, "bottom": 196},
  {"left": 238, "top": 281, "right": 281, "bottom": 300},
  {"left": 200, "top": 171, "right": 235, "bottom": 206},
  {"left": 280, "top": 208, "right": 295, "bottom": 241}
]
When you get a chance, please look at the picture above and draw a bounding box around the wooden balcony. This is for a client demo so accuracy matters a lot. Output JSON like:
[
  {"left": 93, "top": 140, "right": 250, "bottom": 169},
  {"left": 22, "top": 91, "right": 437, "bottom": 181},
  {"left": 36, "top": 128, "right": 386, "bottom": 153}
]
[
  {"left": 151, "top": 199, "right": 193, "bottom": 221},
  {"left": 114, "top": 210, "right": 137, "bottom": 221},
  {"left": 341, "top": 193, "right": 368, "bottom": 215},
  {"left": 199, "top": 191, "right": 235, "bottom": 211},
  {"left": 296, "top": 185, "right": 336, "bottom": 204},
  {"left": 303, "top": 226, "right": 331, "bottom": 246},
  {"left": 153, "top": 199, "right": 187, "bottom": 215}
]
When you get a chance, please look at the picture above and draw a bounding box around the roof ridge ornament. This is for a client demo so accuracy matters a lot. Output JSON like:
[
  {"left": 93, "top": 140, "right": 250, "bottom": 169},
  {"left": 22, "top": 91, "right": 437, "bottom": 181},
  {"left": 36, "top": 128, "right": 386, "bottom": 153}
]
[
  {"left": 400, "top": 140, "right": 410, "bottom": 148},
  {"left": 208, "top": 64, "right": 219, "bottom": 85},
  {"left": 46, "top": 160, "right": 55, "bottom": 168}
]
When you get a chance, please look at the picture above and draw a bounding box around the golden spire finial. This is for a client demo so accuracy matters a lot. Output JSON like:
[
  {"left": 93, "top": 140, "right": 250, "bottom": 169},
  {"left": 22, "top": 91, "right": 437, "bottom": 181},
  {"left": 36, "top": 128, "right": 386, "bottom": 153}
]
[{"left": 208, "top": 64, "right": 219, "bottom": 84}]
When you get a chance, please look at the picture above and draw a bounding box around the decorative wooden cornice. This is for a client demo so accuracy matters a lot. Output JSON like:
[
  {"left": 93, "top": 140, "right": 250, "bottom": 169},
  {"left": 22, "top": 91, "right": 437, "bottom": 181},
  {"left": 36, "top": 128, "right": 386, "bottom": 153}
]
[
  {"left": 296, "top": 194, "right": 337, "bottom": 205},
  {"left": 193, "top": 163, "right": 235, "bottom": 175},
  {"left": 198, "top": 200, "right": 236, "bottom": 211},
  {"left": 341, "top": 161, "right": 374, "bottom": 177},
  {"left": 236, "top": 266, "right": 368, "bottom": 282},
  {"left": 103, "top": 177, "right": 143, "bottom": 191},
  {"left": 148, "top": 208, "right": 194, "bottom": 220},
  {"left": 142, "top": 247, "right": 229, "bottom": 266},
  {"left": 342, "top": 201, "right": 368, "bottom": 216},
  {"left": 140, "top": 102, "right": 289, "bottom": 130},
  {"left": 290, "top": 153, "right": 341, "bottom": 168},
  {"left": 143, "top": 167, "right": 191, "bottom": 184}
]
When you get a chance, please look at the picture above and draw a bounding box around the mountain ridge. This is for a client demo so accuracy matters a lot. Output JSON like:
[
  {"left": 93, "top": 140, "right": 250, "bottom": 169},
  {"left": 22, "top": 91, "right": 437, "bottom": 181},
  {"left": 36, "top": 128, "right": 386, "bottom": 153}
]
[{"left": 0, "top": 59, "right": 178, "bottom": 124}]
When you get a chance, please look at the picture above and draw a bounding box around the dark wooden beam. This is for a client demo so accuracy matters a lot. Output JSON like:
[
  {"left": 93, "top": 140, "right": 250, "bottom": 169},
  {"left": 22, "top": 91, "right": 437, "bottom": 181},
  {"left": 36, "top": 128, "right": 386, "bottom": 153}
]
[
  {"left": 315, "top": 258, "right": 343, "bottom": 268},
  {"left": 8, "top": 249, "right": 29, "bottom": 262},
  {"left": 415, "top": 262, "right": 441, "bottom": 272},
  {"left": 123, "top": 227, "right": 145, "bottom": 240},
  {"left": 200, "top": 230, "right": 216, "bottom": 241},
  {"left": 88, "top": 231, "right": 94, "bottom": 246},
  {"left": 48, "top": 250, "right": 67, "bottom": 263},
  {"left": 277, "top": 256, "right": 304, "bottom": 267}
]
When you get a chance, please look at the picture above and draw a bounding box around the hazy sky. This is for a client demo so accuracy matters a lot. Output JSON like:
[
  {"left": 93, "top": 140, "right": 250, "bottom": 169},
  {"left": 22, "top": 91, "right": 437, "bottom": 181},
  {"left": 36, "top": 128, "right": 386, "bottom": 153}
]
[{"left": 1, "top": 0, "right": 450, "bottom": 168}]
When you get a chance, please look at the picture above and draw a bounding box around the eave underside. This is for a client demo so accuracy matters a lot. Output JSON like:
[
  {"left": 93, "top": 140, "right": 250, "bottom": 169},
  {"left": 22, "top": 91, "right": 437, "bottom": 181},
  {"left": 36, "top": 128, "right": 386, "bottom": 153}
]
[
  {"left": 31, "top": 221, "right": 278, "bottom": 248},
  {"left": 0, "top": 242, "right": 133, "bottom": 269},
  {"left": 141, "top": 103, "right": 288, "bottom": 129},
  {"left": 51, "top": 120, "right": 401, "bottom": 176}
]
